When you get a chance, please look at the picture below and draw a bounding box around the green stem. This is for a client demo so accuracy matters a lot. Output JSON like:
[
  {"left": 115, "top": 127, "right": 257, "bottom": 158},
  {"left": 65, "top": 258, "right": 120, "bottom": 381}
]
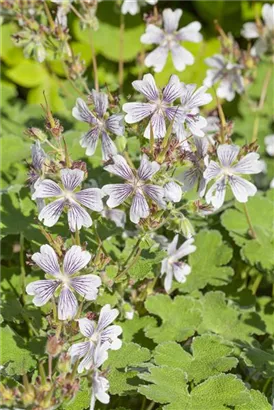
[
  {"left": 39, "top": 361, "right": 47, "bottom": 385},
  {"left": 251, "top": 273, "right": 263, "bottom": 295},
  {"left": 63, "top": 136, "right": 71, "bottom": 167},
  {"left": 146, "top": 402, "right": 155, "bottom": 410},
  {"left": 69, "top": 359, "right": 80, "bottom": 381},
  {"left": 116, "top": 246, "right": 142, "bottom": 281},
  {"left": 243, "top": 203, "right": 256, "bottom": 239},
  {"left": 75, "top": 228, "right": 80, "bottom": 246},
  {"left": 52, "top": 296, "right": 57, "bottom": 322},
  {"left": 119, "top": 12, "right": 125, "bottom": 92},
  {"left": 20, "top": 233, "right": 26, "bottom": 304},
  {"left": 213, "top": 86, "right": 226, "bottom": 144},
  {"left": 90, "top": 31, "right": 99, "bottom": 92},
  {"left": 252, "top": 66, "right": 272, "bottom": 142}
]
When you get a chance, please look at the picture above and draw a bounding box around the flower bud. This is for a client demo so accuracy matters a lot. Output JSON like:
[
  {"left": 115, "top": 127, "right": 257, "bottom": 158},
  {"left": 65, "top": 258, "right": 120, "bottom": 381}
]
[
  {"left": 26, "top": 127, "right": 47, "bottom": 142},
  {"left": 46, "top": 335, "right": 63, "bottom": 357},
  {"left": 179, "top": 216, "right": 195, "bottom": 239},
  {"left": 57, "top": 353, "right": 71, "bottom": 374}
]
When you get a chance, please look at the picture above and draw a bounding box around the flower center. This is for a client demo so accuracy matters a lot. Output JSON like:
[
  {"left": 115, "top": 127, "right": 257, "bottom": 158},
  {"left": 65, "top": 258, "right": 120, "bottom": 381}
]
[
  {"left": 63, "top": 190, "right": 75, "bottom": 202},
  {"left": 90, "top": 331, "right": 99, "bottom": 344},
  {"left": 222, "top": 167, "right": 233, "bottom": 176},
  {"left": 163, "top": 33, "right": 176, "bottom": 48}
]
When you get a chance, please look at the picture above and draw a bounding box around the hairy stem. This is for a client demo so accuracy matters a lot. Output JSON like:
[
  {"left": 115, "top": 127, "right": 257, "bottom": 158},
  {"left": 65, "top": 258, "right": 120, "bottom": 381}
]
[
  {"left": 252, "top": 66, "right": 272, "bottom": 142},
  {"left": 243, "top": 203, "right": 256, "bottom": 239},
  {"left": 119, "top": 12, "right": 125, "bottom": 92},
  {"left": 20, "top": 233, "right": 26, "bottom": 305},
  {"left": 48, "top": 355, "right": 53, "bottom": 379},
  {"left": 251, "top": 273, "right": 263, "bottom": 295},
  {"left": 90, "top": 32, "right": 99, "bottom": 92},
  {"left": 213, "top": 87, "right": 226, "bottom": 144}
]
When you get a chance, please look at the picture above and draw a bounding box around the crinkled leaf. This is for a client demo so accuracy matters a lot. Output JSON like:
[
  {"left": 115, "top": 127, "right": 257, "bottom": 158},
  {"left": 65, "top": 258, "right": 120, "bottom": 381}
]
[
  {"left": 102, "top": 342, "right": 151, "bottom": 395},
  {"left": 0, "top": 325, "right": 36, "bottom": 375},
  {"left": 145, "top": 294, "right": 202, "bottom": 343},
  {"left": 154, "top": 335, "right": 238, "bottom": 384},
  {"left": 178, "top": 230, "right": 234, "bottom": 292},
  {"left": 198, "top": 291, "right": 266, "bottom": 342}
]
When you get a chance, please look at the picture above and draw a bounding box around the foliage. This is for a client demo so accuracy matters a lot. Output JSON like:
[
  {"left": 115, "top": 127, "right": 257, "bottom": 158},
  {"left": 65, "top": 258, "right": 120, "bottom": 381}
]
[{"left": 0, "top": 1, "right": 273, "bottom": 410}]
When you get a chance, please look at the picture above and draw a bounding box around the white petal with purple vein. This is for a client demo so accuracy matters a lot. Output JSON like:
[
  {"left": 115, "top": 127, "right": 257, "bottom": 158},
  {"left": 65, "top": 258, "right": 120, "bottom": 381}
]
[
  {"left": 97, "top": 304, "right": 119, "bottom": 331},
  {"left": 101, "top": 131, "right": 118, "bottom": 161},
  {"left": 232, "top": 153, "right": 262, "bottom": 174},
  {"left": 104, "top": 155, "right": 134, "bottom": 180},
  {"left": 67, "top": 201, "right": 92, "bottom": 232},
  {"left": 138, "top": 155, "right": 160, "bottom": 180},
  {"left": 38, "top": 198, "right": 65, "bottom": 227},
  {"left": 75, "top": 188, "right": 103, "bottom": 212},
  {"left": 32, "top": 244, "right": 60, "bottom": 276},
  {"left": 132, "top": 74, "right": 159, "bottom": 101},
  {"left": 70, "top": 274, "right": 101, "bottom": 300},
  {"left": 77, "top": 318, "right": 95, "bottom": 337},
  {"left": 63, "top": 245, "right": 91, "bottom": 276},
  {"left": 143, "top": 184, "right": 166, "bottom": 208},
  {"left": 102, "top": 183, "right": 133, "bottom": 208},
  {"left": 217, "top": 144, "right": 240, "bottom": 167},
  {"left": 130, "top": 190, "right": 150, "bottom": 223},
  {"left": 106, "top": 114, "right": 124, "bottom": 136},
  {"left": 163, "top": 75, "right": 183, "bottom": 103},
  {"left": 164, "top": 181, "right": 182, "bottom": 202},
  {"left": 123, "top": 102, "right": 156, "bottom": 123},
  {"left": 58, "top": 287, "right": 78, "bottom": 320},
  {"left": 32, "top": 179, "right": 62, "bottom": 200},
  {"left": 177, "top": 21, "right": 202, "bottom": 42},
  {"left": 92, "top": 90, "right": 108, "bottom": 118},
  {"left": 228, "top": 175, "right": 257, "bottom": 203},
  {"left": 26, "top": 280, "right": 59, "bottom": 306},
  {"left": 61, "top": 168, "right": 84, "bottom": 192},
  {"left": 80, "top": 128, "right": 100, "bottom": 157},
  {"left": 72, "top": 98, "right": 96, "bottom": 124}
]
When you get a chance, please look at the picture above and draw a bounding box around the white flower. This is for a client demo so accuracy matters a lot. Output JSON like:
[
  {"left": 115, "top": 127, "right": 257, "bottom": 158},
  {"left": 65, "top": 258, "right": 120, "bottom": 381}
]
[
  {"left": 203, "top": 144, "right": 263, "bottom": 209},
  {"left": 72, "top": 92, "right": 124, "bottom": 160},
  {"left": 123, "top": 74, "right": 183, "bottom": 140},
  {"left": 32, "top": 168, "right": 103, "bottom": 231},
  {"left": 26, "top": 245, "right": 101, "bottom": 320},
  {"left": 102, "top": 154, "right": 165, "bottom": 224},
  {"left": 68, "top": 304, "right": 122, "bottom": 373},
  {"left": 101, "top": 208, "right": 126, "bottom": 228},
  {"left": 121, "top": 0, "right": 157, "bottom": 15},
  {"left": 164, "top": 181, "right": 182, "bottom": 203},
  {"left": 141, "top": 8, "right": 202, "bottom": 72},
  {"left": 182, "top": 136, "right": 209, "bottom": 196},
  {"left": 204, "top": 55, "right": 244, "bottom": 102},
  {"left": 161, "top": 235, "right": 196, "bottom": 292},
  {"left": 265, "top": 135, "right": 274, "bottom": 156},
  {"left": 241, "top": 3, "right": 274, "bottom": 56},
  {"left": 174, "top": 84, "right": 212, "bottom": 138}
]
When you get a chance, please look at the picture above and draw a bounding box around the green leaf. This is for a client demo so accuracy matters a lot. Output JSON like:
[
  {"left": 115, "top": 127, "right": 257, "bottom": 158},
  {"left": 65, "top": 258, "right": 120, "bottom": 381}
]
[
  {"left": 198, "top": 291, "right": 266, "bottom": 342},
  {"left": 5, "top": 60, "right": 48, "bottom": 88},
  {"left": 0, "top": 325, "right": 36, "bottom": 375},
  {"left": 257, "top": 296, "right": 274, "bottom": 335},
  {"left": 236, "top": 390, "right": 271, "bottom": 410},
  {"left": 144, "top": 294, "right": 202, "bottom": 343},
  {"left": 221, "top": 194, "right": 273, "bottom": 247},
  {"left": 178, "top": 230, "right": 234, "bottom": 292},
  {"left": 0, "top": 23, "right": 24, "bottom": 66},
  {"left": 154, "top": 335, "right": 238, "bottom": 384},
  {"left": 102, "top": 342, "right": 151, "bottom": 395},
  {"left": 1, "top": 136, "right": 30, "bottom": 172},
  {"left": 241, "top": 346, "right": 274, "bottom": 378},
  {"left": 139, "top": 371, "right": 251, "bottom": 410},
  {"left": 120, "top": 315, "right": 157, "bottom": 343},
  {"left": 240, "top": 228, "right": 274, "bottom": 271}
]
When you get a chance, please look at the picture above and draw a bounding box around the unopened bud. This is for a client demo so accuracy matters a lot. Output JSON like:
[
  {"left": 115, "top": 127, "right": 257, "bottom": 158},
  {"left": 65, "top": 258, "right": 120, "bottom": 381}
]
[
  {"left": 46, "top": 335, "right": 63, "bottom": 357},
  {"left": 26, "top": 127, "right": 47, "bottom": 142},
  {"left": 57, "top": 353, "right": 71, "bottom": 374},
  {"left": 180, "top": 216, "right": 195, "bottom": 239}
]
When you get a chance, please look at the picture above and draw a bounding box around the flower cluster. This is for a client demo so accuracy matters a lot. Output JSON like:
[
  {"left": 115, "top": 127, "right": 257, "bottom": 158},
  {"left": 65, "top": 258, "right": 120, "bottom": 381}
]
[{"left": 6, "top": 4, "right": 267, "bottom": 410}]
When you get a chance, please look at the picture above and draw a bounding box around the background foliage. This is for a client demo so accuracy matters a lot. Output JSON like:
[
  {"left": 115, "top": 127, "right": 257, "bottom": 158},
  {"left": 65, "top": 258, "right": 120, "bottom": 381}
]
[{"left": 1, "top": 1, "right": 274, "bottom": 410}]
